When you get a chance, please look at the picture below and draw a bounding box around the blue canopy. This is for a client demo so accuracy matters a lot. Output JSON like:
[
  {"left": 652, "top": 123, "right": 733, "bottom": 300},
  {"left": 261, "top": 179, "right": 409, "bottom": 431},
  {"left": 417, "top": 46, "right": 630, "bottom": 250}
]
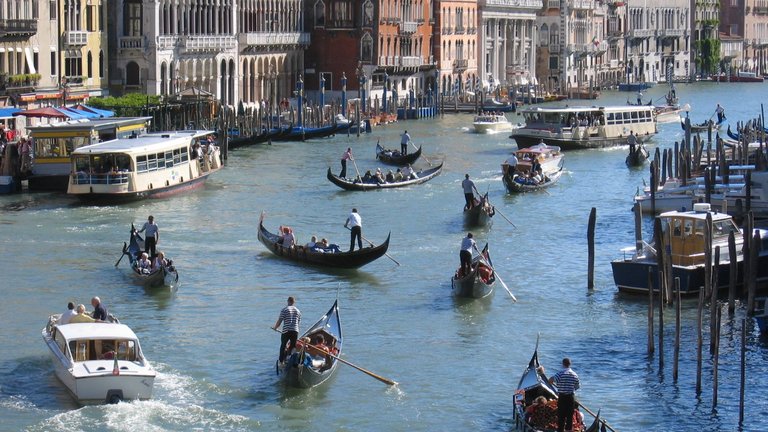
[
  {"left": 0, "top": 107, "right": 20, "bottom": 118},
  {"left": 56, "top": 107, "right": 92, "bottom": 119},
  {"left": 75, "top": 104, "right": 115, "bottom": 118}
]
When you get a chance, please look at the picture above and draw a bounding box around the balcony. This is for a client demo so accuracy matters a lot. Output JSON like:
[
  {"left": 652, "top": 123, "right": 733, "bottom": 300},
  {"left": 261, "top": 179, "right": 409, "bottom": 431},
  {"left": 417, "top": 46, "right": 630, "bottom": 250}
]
[
  {"left": 443, "top": 27, "right": 453, "bottom": 35},
  {"left": 119, "top": 36, "right": 143, "bottom": 50},
  {"left": 659, "top": 28, "right": 684, "bottom": 38},
  {"left": 455, "top": 26, "right": 465, "bottom": 35},
  {"left": 66, "top": 31, "right": 88, "bottom": 46},
  {"left": 754, "top": 6, "right": 768, "bottom": 14},
  {"left": 183, "top": 35, "right": 236, "bottom": 52},
  {"left": 0, "top": 19, "right": 37, "bottom": 37},
  {"left": 156, "top": 35, "right": 179, "bottom": 50},
  {"left": 548, "top": 44, "right": 561, "bottom": 53},
  {"left": 400, "top": 56, "right": 422, "bottom": 67},
  {"left": 239, "top": 32, "right": 310, "bottom": 48},
  {"left": 484, "top": 0, "right": 543, "bottom": 8},
  {"left": 570, "top": 0, "right": 594, "bottom": 9},
  {"left": 453, "top": 58, "right": 468, "bottom": 72},
  {"left": 629, "top": 29, "right": 655, "bottom": 38},
  {"left": 400, "top": 21, "right": 417, "bottom": 34}
]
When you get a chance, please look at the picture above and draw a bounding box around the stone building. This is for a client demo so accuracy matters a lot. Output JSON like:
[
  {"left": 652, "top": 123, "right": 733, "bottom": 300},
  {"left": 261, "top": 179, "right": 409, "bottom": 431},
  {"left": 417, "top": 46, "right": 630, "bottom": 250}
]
[
  {"left": 625, "top": 0, "right": 690, "bottom": 83},
  {"left": 435, "top": 0, "right": 479, "bottom": 97}
]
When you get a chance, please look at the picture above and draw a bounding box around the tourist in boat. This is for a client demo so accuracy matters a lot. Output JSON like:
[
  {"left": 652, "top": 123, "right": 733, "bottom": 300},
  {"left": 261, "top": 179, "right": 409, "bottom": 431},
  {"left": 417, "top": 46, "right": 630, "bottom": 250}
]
[
  {"left": 272, "top": 296, "right": 302, "bottom": 366},
  {"left": 400, "top": 130, "right": 411, "bottom": 155},
  {"left": 502, "top": 152, "right": 518, "bottom": 176},
  {"left": 138, "top": 252, "right": 152, "bottom": 274},
  {"left": 385, "top": 170, "right": 395, "bottom": 183},
  {"left": 525, "top": 396, "right": 555, "bottom": 429},
  {"left": 548, "top": 357, "right": 581, "bottom": 432},
  {"left": 394, "top": 168, "right": 404, "bottom": 181},
  {"left": 69, "top": 304, "right": 97, "bottom": 323},
  {"left": 459, "top": 232, "right": 475, "bottom": 276},
  {"left": 137, "top": 215, "right": 159, "bottom": 258},
  {"left": 530, "top": 157, "right": 543, "bottom": 177},
  {"left": 716, "top": 103, "right": 726, "bottom": 123},
  {"left": 152, "top": 251, "right": 168, "bottom": 270},
  {"left": 279, "top": 226, "right": 295, "bottom": 249},
  {"left": 305, "top": 235, "right": 318, "bottom": 249},
  {"left": 344, "top": 208, "right": 363, "bottom": 252},
  {"left": 91, "top": 297, "right": 109, "bottom": 322},
  {"left": 340, "top": 147, "right": 353, "bottom": 179},
  {"left": 318, "top": 238, "right": 341, "bottom": 253},
  {"left": 402, "top": 164, "right": 418, "bottom": 180},
  {"left": 361, "top": 170, "right": 374, "bottom": 183},
  {"left": 462, "top": 174, "right": 479, "bottom": 210},
  {"left": 58, "top": 302, "right": 77, "bottom": 325},
  {"left": 374, "top": 168, "right": 386, "bottom": 184}
]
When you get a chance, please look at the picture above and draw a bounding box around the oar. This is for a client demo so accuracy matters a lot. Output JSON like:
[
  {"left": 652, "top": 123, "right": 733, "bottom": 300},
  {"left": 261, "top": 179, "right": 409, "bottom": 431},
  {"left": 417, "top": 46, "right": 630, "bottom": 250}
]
[
  {"left": 494, "top": 207, "right": 517, "bottom": 228},
  {"left": 410, "top": 141, "right": 432, "bottom": 166},
  {"left": 306, "top": 342, "right": 398, "bottom": 386},
  {"left": 347, "top": 226, "right": 400, "bottom": 266},
  {"left": 577, "top": 401, "right": 617, "bottom": 432},
  {"left": 114, "top": 242, "right": 129, "bottom": 267},
  {"left": 473, "top": 245, "right": 517, "bottom": 302},
  {"left": 351, "top": 157, "right": 362, "bottom": 182}
]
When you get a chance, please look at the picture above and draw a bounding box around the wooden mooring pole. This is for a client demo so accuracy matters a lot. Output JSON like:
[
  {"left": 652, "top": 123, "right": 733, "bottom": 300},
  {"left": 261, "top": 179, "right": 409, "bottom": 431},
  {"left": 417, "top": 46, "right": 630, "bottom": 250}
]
[
  {"left": 673, "top": 277, "right": 681, "bottom": 381},
  {"left": 713, "top": 305, "right": 721, "bottom": 408},
  {"left": 587, "top": 207, "right": 596, "bottom": 290},
  {"left": 696, "top": 286, "right": 704, "bottom": 395},
  {"left": 739, "top": 319, "right": 746, "bottom": 425},
  {"left": 648, "top": 267, "right": 655, "bottom": 355},
  {"left": 728, "top": 231, "right": 738, "bottom": 315}
]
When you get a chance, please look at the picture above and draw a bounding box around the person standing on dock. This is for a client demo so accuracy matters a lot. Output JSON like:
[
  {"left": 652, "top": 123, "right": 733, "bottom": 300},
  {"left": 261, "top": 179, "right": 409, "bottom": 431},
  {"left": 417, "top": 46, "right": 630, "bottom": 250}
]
[
  {"left": 272, "top": 296, "right": 301, "bottom": 365},
  {"left": 138, "top": 215, "right": 159, "bottom": 258},
  {"left": 400, "top": 130, "right": 411, "bottom": 155},
  {"left": 340, "top": 147, "right": 353, "bottom": 179},
  {"left": 548, "top": 357, "right": 580, "bottom": 432},
  {"left": 344, "top": 208, "right": 363, "bottom": 252}
]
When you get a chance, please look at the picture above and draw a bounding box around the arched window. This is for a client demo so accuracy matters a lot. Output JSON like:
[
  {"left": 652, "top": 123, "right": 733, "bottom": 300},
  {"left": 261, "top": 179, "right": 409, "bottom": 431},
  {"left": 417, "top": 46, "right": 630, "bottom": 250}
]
[
  {"left": 314, "top": 0, "right": 325, "bottom": 27},
  {"left": 126, "top": 61, "right": 140, "bottom": 86},
  {"left": 361, "top": 33, "right": 373, "bottom": 62},
  {"left": 99, "top": 50, "right": 104, "bottom": 78},
  {"left": 550, "top": 23, "right": 559, "bottom": 46},
  {"left": 160, "top": 62, "right": 167, "bottom": 95},
  {"left": 87, "top": 51, "right": 92, "bottom": 77},
  {"left": 540, "top": 24, "right": 549, "bottom": 46},
  {"left": 362, "top": 0, "right": 373, "bottom": 27}
]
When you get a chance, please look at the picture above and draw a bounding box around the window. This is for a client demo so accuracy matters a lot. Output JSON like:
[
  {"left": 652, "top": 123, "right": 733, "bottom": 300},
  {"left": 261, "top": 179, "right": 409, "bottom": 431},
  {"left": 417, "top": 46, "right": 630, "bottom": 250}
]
[
  {"left": 314, "top": 0, "right": 325, "bottom": 27},
  {"left": 540, "top": 24, "right": 549, "bottom": 46},
  {"left": 362, "top": 0, "right": 373, "bottom": 27},
  {"left": 49, "top": 0, "right": 56, "bottom": 19},
  {"left": 50, "top": 51, "right": 56, "bottom": 75},
  {"left": 329, "top": 0, "right": 353, "bottom": 28},
  {"left": 361, "top": 33, "right": 373, "bottom": 62},
  {"left": 124, "top": 0, "right": 142, "bottom": 36},
  {"left": 86, "top": 5, "right": 93, "bottom": 31}
]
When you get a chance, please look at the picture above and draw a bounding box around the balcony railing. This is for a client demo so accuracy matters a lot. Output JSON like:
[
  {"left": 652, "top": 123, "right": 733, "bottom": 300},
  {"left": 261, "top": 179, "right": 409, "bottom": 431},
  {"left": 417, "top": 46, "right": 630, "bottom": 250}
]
[
  {"left": 0, "top": 19, "right": 37, "bottom": 36},
  {"left": 659, "top": 28, "right": 684, "bottom": 37},
  {"left": 66, "top": 31, "right": 88, "bottom": 46},
  {"left": 630, "top": 29, "right": 655, "bottom": 38},
  {"left": 453, "top": 59, "right": 468, "bottom": 71},
  {"left": 400, "top": 56, "right": 422, "bottom": 67},
  {"left": 549, "top": 44, "right": 561, "bottom": 53},
  {"left": 119, "top": 36, "right": 143, "bottom": 50},
  {"left": 239, "top": 32, "right": 310, "bottom": 47},
  {"left": 754, "top": 5, "right": 768, "bottom": 14},
  {"left": 400, "top": 21, "right": 417, "bottom": 34},
  {"left": 183, "top": 35, "right": 236, "bottom": 52},
  {"left": 570, "top": 0, "right": 594, "bottom": 9},
  {"left": 484, "top": 0, "right": 543, "bottom": 8}
]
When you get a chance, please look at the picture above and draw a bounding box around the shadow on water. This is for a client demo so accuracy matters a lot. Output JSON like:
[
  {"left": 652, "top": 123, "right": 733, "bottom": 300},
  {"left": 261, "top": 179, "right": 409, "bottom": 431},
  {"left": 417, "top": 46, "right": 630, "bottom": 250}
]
[
  {"left": 254, "top": 251, "right": 384, "bottom": 285},
  {"left": 0, "top": 192, "right": 77, "bottom": 213},
  {"left": 0, "top": 356, "right": 78, "bottom": 411}
]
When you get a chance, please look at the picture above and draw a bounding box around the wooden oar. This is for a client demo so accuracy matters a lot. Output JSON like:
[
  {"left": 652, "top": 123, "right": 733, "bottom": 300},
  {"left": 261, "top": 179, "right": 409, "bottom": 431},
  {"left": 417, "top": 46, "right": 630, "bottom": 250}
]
[
  {"left": 494, "top": 207, "right": 517, "bottom": 228},
  {"left": 410, "top": 141, "right": 432, "bottom": 166},
  {"left": 351, "top": 157, "right": 362, "bottom": 182},
  {"left": 473, "top": 245, "right": 517, "bottom": 301},
  {"left": 306, "top": 342, "right": 398, "bottom": 386},
  {"left": 114, "top": 242, "right": 129, "bottom": 267},
  {"left": 577, "top": 401, "right": 617, "bottom": 432},
  {"left": 347, "top": 227, "right": 400, "bottom": 266}
]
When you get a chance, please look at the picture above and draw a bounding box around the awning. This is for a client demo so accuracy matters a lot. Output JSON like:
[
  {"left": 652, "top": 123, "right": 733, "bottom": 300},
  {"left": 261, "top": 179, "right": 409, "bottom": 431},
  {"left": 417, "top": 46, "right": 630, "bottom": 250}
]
[
  {"left": 57, "top": 107, "right": 95, "bottom": 119},
  {"left": 0, "top": 107, "right": 20, "bottom": 118},
  {"left": 75, "top": 104, "right": 115, "bottom": 118},
  {"left": 24, "top": 47, "right": 36, "bottom": 74}
]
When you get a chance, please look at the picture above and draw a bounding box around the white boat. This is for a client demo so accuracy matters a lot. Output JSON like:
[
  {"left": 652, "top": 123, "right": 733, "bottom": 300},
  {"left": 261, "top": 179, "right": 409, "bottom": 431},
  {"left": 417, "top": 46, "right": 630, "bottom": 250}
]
[
  {"left": 42, "top": 315, "right": 156, "bottom": 404},
  {"left": 654, "top": 103, "right": 690, "bottom": 124},
  {"left": 502, "top": 143, "right": 565, "bottom": 193},
  {"left": 472, "top": 114, "right": 519, "bottom": 134},
  {"left": 510, "top": 105, "right": 657, "bottom": 150},
  {"left": 67, "top": 130, "right": 222, "bottom": 202}
]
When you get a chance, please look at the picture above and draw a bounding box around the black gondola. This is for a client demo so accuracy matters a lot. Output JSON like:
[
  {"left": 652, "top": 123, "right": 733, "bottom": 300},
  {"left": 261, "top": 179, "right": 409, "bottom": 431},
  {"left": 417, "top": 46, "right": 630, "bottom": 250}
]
[
  {"left": 228, "top": 126, "right": 293, "bottom": 148},
  {"left": 376, "top": 142, "right": 422, "bottom": 165},
  {"left": 625, "top": 143, "right": 649, "bottom": 167},
  {"left": 277, "top": 300, "right": 342, "bottom": 388},
  {"left": 326, "top": 163, "right": 443, "bottom": 191},
  {"left": 271, "top": 123, "right": 343, "bottom": 142},
  {"left": 681, "top": 118, "right": 725, "bottom": 133},
  {"left": 118, "top": 224, "right": 179, "bottom": 290},
  {"left": 451, "top": 243, "right": 495, "bottom": 299},
  {"left": 463, "top": 193, "right": 495, "bottom": 227},
  {"left": 257, "top": 214, "right": 390, "bottom": 269},
  {"left": 513, "top": 344, "right": 604, "bottom": 432}
]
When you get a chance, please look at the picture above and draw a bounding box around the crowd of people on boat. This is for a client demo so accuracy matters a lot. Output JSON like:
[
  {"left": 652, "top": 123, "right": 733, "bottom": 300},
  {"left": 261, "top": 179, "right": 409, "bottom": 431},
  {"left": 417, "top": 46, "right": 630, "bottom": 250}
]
[
  {"left": 352, "top": 165, "right": 419, "bottom": 185},
  {"left": 277, "top": 226, "right": 343, "bottom": 254},
  {"left": 55, "top": 297, "right": 111, "bottom": 325}
]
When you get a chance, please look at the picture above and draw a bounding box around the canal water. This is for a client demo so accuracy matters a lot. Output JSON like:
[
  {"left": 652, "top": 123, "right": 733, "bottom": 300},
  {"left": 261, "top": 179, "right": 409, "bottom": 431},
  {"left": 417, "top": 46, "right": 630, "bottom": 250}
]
[{"left": 1, "top": 82, "right": 767, "bottom": 431}]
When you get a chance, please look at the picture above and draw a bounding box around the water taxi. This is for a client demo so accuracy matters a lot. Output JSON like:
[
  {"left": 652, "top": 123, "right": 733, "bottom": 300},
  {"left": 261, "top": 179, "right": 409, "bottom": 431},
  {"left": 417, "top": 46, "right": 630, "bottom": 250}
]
[
  {"left": 501, "top": 143, "right": 564, "bottom": 193},
  {"left": 611, "top": 203, "right": 768, "bottom": 295},
  {"left": 42, "top": 315, "right": 156, "bottom": 404},
  {"left": 510, "top": 105, "right": 657, "bottom": 150},
  {"left": 67, "top": 130, "right": 222, "bottom": 202},
  {"left": 472, "top": 113, "right": 519, "bottom": 134},
  {"left": 27, "top": 117, "right": 151, "bottom": 191}
]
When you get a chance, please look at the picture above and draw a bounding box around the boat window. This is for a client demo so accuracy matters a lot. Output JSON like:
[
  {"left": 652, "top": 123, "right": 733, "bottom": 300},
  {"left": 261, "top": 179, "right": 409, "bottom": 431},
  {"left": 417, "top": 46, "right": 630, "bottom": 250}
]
[
  {"left": 683, "top": 220, "right": 694, "bottom": 236},
  {"left": 172, "top": 149, "right": 181, "bottom": 165},
  {"left": 116, "top": 339, "right": 137, "bottom": 361},
  {"left": 713, "top": 220, "right": 739, "bottom": 238},
  {"left": 115, "top": 154, "right": 131, "bottom": 171},
  {"left": 54, "top": 329, "right": 68, "bottom": 355},
  {"left": 34, "top": 136, "right": 89, "bottom": 158},
  {"left": 156, "top": 152, "right": 166, "bottom": 169},
  {"left": 630, "top": 111, "right": 639, "bottom": 123},
  {"left": 147, "top": 154, "right": 158, "bottom": 171},
  {"left": 670, "top": 219, "right": 683, "bottom": 237},
  {"left": 137, "top": 155, "right": 148, "bottom": 172},
  {"left": 180, "top": 146, "right": 189, "bottom": 162},
  {"left": 70, "top": 340, "right": 90, "bottom": 362},
  {"left": 73, "top": 156, "right": 90, "bottom": 174}
]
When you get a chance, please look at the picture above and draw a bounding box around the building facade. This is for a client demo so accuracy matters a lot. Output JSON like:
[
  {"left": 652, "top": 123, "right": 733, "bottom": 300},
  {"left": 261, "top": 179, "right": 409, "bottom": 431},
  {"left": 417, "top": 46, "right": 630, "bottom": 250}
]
[
  {"left": 435, "top": 0, "right": 479, "bottom": 97},
  {"left": 741, "top": 0, "right": 768, "bottom": 74}
]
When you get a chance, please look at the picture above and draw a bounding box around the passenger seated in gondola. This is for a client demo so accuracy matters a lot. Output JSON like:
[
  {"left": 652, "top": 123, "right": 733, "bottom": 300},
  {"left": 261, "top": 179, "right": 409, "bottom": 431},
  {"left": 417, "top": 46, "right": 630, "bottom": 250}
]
[
  {"left": 374, "top": 168, "right": 386, "bottom": 184},
  {"left": 278, "top": 226, "right": 295, "bottom": 249},
  {"left": 152, "top": 251, "right": 168, "bottom": 270},
  {"left": 318, "top": 238, "right": 342, "bottom": 253},
  {"left": 476, "top": 262, "right": 493, "bottom": 283},
  {"left": 137, "top": 253, "right": 152, "bottom": 274},
  {"left": 385, "top": 170, "right": 395, "bottom": 183},
  {"left": 525, "top": 396, "right": 557, "bottom": 429},
  {"left": 305, "top": 235, "right": 318, "bottom": 249},
  {"left": 394, "top": 168, "right": 404, "bottom": 181},
  {"left": 402, "top": 164, "right": 418, "bottom": 180},
  {"left": 361, "top": 170, "right": 375, "bottom": 183}
]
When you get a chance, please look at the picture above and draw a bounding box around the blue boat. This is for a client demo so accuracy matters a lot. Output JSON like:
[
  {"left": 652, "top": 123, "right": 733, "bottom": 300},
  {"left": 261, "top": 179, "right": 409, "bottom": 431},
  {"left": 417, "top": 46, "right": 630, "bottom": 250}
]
[
  {"left": 618, "top": 82, "right": 655, "bottom": 92},
  {"left": 271, "top": 123, "right": 344, "bottom": 141}
]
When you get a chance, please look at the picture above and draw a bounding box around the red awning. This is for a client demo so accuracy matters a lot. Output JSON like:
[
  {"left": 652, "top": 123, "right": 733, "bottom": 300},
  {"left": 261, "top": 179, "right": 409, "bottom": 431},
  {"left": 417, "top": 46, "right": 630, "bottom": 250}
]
[{"left": 12, "top": 106, "right": 70, "bottom": 118}]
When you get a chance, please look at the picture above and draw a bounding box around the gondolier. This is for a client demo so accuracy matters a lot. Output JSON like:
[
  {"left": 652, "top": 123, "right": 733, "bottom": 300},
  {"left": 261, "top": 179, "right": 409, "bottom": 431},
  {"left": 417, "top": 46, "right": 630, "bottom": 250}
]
[
  {"left": 344, "top": 208, "right": 363, "bottom": 252},
  {"left": 340, "top": 148, "right": 353, "bottom": 179},
  {"left": 548, "top": 357, "right": 581, "bottom": 432},
  {"left": 627, "top": 130, "right": 637, "bottom": 154},
  {"left": 273, "top": 296, "right": 301, "bottom": 366},
  {"left": 137, "top": 215, "right": 159, "bottom": 258},
  {"left": 459, "top": 232, "right": 475, "bottom": 275},
  {"left": 462, "top": 174, "right": 479, "bottom": 210},
  {"left": 400, "top": 130, "right": 411, "bottom": 155}
]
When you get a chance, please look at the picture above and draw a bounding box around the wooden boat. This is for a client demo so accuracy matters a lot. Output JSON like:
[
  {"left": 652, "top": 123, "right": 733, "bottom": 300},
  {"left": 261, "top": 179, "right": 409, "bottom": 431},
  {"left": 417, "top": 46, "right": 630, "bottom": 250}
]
[
  {"left": 375, "top": 142, "right": 422, "bottom": 165},
  {"left": 451, "top": 243, "right": 495, "bottom": 299},
  {"left": 42, "top": 314, "right": 156, "bottom": 404},
  {"left": 463, "top": 192, "right": 495, "bottom": 227},
  {"left": 710, "top": 71, "right": 765, "bottom": 83},
  {"left": 473, "top": 114, "right": 517, "bottom": 134},
  {"left": 119, "top": 224, "right": 179, "bottom": 290},
  {"left": 611, "top": 203, "right": 768, "bottom": 295},
  {"left": 654, "top": 103, "right": 689, "bottom": 124},
  {"left": 67, "top": 130, "right": 222, "bottom": 202},
  {"left": 326, "top": 163, "right": 443, "bottom": 191},
  {"left": 278, "top": 300, "right": 342, "bottom": 388},
  {"left": 271, "top": 123, "right": 341, "bottom": 141},
  {"left": 257, "top": 214, "right": 391, "bottom": 269},
  {"left": 511, "top": 105, "right": 657, "bottom": 150},
  {"left": 680, "top": 118, "right": 725, "bottom": 133},
  {"left": 228, "top": 126, "right": 292, "bottom": 148},
  {"left": 513, "top": 344, "right": 603, "bottom": 432},
  {"left": 625, "top": 143, "right": 649, "bottom": 167},
  {"left": 502, "top": 143, "right": 564, "bottom": 193}
]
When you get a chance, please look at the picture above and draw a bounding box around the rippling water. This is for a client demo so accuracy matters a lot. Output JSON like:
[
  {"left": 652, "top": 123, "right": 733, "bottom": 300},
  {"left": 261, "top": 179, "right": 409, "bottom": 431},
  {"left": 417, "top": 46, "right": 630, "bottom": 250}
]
[{"left": 1, "top": 83, "right": 767, "bottom": 431}]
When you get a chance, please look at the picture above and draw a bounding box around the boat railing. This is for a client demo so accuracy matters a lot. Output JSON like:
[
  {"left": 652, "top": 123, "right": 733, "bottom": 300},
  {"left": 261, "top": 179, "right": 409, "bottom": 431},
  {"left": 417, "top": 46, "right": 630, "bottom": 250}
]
[{"left": 72, "top": 172, "right": 130, "bottom": 185}]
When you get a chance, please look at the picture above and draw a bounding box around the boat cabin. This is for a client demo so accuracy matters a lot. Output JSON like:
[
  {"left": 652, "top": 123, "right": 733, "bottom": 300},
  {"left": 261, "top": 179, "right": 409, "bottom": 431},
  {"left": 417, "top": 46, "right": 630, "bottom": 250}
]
[
  {"left": 661, "top": 203, "right": 741, "bottom": 267},
  {"left": 48, "top": 322, "right": 145, "bottom": 364}
]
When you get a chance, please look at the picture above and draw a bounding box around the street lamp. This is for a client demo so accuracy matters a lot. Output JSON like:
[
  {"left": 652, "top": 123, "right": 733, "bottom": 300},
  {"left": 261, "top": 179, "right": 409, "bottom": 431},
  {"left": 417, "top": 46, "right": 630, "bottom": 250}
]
[
  {"left": 295, "top": 74, "right": 304, "bottom": 127},
  {"left": 341, "top": 72, "right": 347, "bottom": 117},
  {"left": 268, "top": 65, "right": 278, "bottom": 118},
  {"left": 355, "top": 63, "right": 364, "bottom": 109}
]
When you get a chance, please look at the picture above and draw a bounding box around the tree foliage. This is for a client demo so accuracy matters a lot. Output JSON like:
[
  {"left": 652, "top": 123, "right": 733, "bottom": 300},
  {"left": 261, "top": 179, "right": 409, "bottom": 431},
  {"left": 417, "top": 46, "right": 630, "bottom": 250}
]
[{"left": 88, "top": 94, "right": 162, "bottom": 117}]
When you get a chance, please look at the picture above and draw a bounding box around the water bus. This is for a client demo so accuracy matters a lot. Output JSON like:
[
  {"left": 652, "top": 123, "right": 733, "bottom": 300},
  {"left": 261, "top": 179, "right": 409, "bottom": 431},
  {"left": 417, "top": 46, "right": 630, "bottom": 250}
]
[
  {"left": 67, "top": 130, "right": 222, "bottom": 203},
  {"left": 510, "top": 105, "right": 657, "bottom": 150},
  {"left": 27, "top": 117, "right": 151, "bottom": 191}
]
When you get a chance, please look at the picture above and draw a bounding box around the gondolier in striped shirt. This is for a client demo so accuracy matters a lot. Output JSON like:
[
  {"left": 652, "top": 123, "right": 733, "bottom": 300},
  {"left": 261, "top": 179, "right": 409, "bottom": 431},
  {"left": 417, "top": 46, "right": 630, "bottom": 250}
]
[
  {"left": 548, "top": 357, "right": 580, "bottom": 432},
  {"left": 273, "top": 296, "right": 301, "bottom": 365}
]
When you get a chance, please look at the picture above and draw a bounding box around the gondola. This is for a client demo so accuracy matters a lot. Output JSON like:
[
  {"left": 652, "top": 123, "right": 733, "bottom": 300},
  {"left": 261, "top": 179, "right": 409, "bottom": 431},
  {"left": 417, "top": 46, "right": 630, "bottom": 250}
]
[
  {"left": 375, "top": 142, "right": 422, "bottom": 165},
  {"left": 502, "top": 143, "right": 565, "bottom": 193},
  {"left": 118, "top": 224, "right": 179, "bottom": 290},
  {"left": 451, "top": 243, "right": 495, "bottom": 299},
  {"left": 277, "top": 300, "right": 342, "bottom": 388},
  {"left": 463, "top": 193, "right": 495, "bottom": 227},
  {"left": 271, "top": 123, "right": 341, "bottom": 141},
  {"left": 228, "top": 126, "right": 293, "bottom": 148},
  {"left": 681, "top": 118, "right": 725, "bottom": 133},
  {"left": 625, "top": 143, "right": 649, "bottom": 167},
  {"left": 503, "top": 168, "right": 564, "bottom": 193},
  {"left": 326, "top": 163, "right": 443, "bottom": 191},
  {"left": 513, "top": 344, "right": 603, "bottom": 432},
  {"left": 257, "top": 214, "right": 390, "bottom": 269}
]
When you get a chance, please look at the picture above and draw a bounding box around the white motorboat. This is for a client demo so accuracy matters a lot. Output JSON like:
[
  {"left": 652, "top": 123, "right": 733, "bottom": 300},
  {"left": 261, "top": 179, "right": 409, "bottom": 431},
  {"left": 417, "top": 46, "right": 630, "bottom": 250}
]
[
  {"left": 654, "top": 103, "right": 690, "bottom": 124},
  {"left": 472, "top": 114, "right": 519, "bottom": 134},
  {"left": 42, "top": 315, "right": 156, "bottom": 404},
  {"left": 501, "top": 143, "right": 565, "bottom": 193}
]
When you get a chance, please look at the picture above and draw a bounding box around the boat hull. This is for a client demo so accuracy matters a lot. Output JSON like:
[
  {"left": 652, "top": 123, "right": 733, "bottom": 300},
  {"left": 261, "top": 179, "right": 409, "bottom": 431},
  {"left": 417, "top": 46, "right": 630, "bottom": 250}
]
[
  {"left": 280, "top": 356, "right": 339, "bottom": 388},
  {"left": 512, "top": 133, "right": 640, "bottom": 150},
  {"left": 463, "top": 206, "right": 493, "bottom": 227},
  {"left": 72, "top": 173, "right": 212, "bottom": 203},
  {"left": 326, "top": 164, "right": 443, "bottom": 191},
  {"left": 376, "top": 143, "right": 422, "bottom": 165},
  {"left": 503, "top": 168, "right": 563, "bottom": 193},
  {"left": 451, "top": 272, "right": 494, "bottom": 298}
]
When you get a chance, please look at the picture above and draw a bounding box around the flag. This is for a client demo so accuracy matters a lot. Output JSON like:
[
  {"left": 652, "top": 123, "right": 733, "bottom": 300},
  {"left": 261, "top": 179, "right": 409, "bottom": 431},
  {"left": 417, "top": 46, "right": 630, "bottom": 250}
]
[
  {"left": 112, "top": 355, "right": 120, "bottom": 376},
  {"left": 592, "top": 36, "right": 600, "bottom": 47}
]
